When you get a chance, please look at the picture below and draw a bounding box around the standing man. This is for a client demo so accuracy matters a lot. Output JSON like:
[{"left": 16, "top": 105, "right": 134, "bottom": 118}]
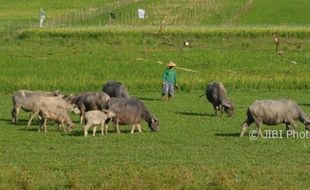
[
  {"left": 39, "top": 8, "right": 46, "bottom": 28},
  {"left": 273, "top": 32, "right": 280, "bottom": 53},
  {"left": 162, "top": 61, "right": 178, "bottom": 101}
]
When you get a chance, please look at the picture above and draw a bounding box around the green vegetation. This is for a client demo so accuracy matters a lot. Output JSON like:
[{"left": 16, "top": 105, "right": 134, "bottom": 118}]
[
  {"left": 0, "top": 0, "right": 134, "bottom": 28},
  {"left": 1, "top": 28, "right": 309, "bottom": 94},
  {"left": 0, "top": 29, "right": 310, "bottom": 189},
  {"left": 0, "top": 0, "right": 310, "bottom": 189},
  {"left": 81, "top": 0, "right": 249, "bottom": 26},
  {"left": 1, "top": 89, "right": 310, "bottom": 189},
  {"left": 2, "top": 0, "right": 310, "bottom": 28},
  {"left": 238, "top": 0, "right": 310, "bottom": 25}
]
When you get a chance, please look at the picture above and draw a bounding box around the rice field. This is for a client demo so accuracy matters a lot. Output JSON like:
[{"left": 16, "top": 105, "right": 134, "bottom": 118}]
[
  {"left": 1, "top": 27, "right": 309, "bottom": 94},
  {"left": 0, "top": 27, "right": 309, "bottom": 189},
  {"left": 1, "top": 0, "right": 310, "bottom": 189},
  {"left": 2, "top": 0, "right": 310, "bottom": 29}
]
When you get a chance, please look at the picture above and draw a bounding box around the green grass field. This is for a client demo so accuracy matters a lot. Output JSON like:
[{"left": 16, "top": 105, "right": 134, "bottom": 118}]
[
  {"left": 1, "top": 27, "right": 309, "bottom": 93},
  {"left": 238, "top": 0, "right": 310, "bottom": 25},
  {"left": 1, "top": 0, "right": 310, "bottom": 189},
  {"left": 1, "top": 29, "right": 310, "bottom": 189},
  {"left": 1, "top": 89, "right": 310, "bottom": 189},
  {"left": 2, "top": 0, "right": 310, "bottom": 28}
]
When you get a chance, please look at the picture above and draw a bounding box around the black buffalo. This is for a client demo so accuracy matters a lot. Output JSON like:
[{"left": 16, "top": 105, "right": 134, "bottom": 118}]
[
  {"left": 67, "top": 92, "right": 110, "bottom": 123},
  {"left": 205, "top": 81, "right": 234, "bottom": 117},
  {"left": 102, "top": 81, "right": 129, "bottom": 98},
  {"left": 104, "top": 98, "right": 159, "bottom": 134}
]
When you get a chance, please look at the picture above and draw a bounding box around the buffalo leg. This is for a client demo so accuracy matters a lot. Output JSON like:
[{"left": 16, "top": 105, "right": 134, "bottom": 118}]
[
  {"left": 38, "top": 118, "right": 43, "bottom": 132},
  {"left": 240, "top": 121, "right": 248, "bottom": 137},
  {"left": 27, "top": 111, "right": 38, "bottom": 126},
  {"left": 43, "top": 119, "right": 47, "bottom": 132},
  {"left": 285, "top": 123, "right": 294, "bottom": 134},
  {"left": 80, "top": 113, "right": 84, "bottom": 124},
  {"left": 285, "top": 123, "right": 291, "bottom": 131},
  {"left": 219, "top": 105, "right": 224, "bottom": 116},
  {"left": 11, "top": 108, "right": 16, "bottom": 123},
  {"left": 212, "top": 104, "right": 218, "bottom": 116},
  {"left": 255, "top": 121, "right": 264, "bottom": 137},
  {"left": 84, "top": 123, "right": 91, "bottom": 137},
  {"left": 11, "top": 105, "right": 21, "bottom": 123},
  {"left": 286, "top": 120, "right": 297, "bottom": 135},
  {"left": 137, "top": 124, "right": 142, "bottom": 133},
  {"left": 93, "top": 125, "right": 97, "bottom": 136},
  {"left": 116, "top": 120, "right": 120, "bottom": 134},
  {"left": 104, "top": 123, "right": 109, "bottom": 135},
  {"left": 116, "top": 124, "right": 120, "bottom": 134},
  {"left": 57, "top": 123, "right": 61, "bottom": 131},
  {"left": 130, "top": 124, "right": 136, "bottom": 134},
  {"left": 61, "top": 121, "right": 67, "bottom": 133},
  {"left": 79, "top": 106, "right": 85, "bottom": 124},
  {"left": 289, "top": 120, "right": 297, "bottom": 131},
  {"left": 240, "top": 119, "right": 253, "bottom": 137}
]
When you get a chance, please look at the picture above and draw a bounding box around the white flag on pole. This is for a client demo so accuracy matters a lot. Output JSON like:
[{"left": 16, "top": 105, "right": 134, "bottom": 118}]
[{"left": 137, "top": 9, "right": 145, "bottom": 19}]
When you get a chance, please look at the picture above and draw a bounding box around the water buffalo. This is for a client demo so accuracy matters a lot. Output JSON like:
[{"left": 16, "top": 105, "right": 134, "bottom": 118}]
[
  {"left": 67, "top": 92, "right": 110, "bottom": 124},
  {"left": 84, "top": 110, "right": 116, "bottom": 137},
  {"left": 39, "top": 106, "right": 74, "bottom": 133},
  {"left": 29, "top": 96, "right": 79, "bottom": 127},
  {"left": 240, "top": 99, "right": 310, "bottom": 137},
  {"left": 102, "top": 81, "right": 130, "bottom": 98},
  {"left": 11, "top": 90, "right": 61, "bottom": 125},
  {"left": 204, "top": 81, "right": 234, "bottom": 117},
  {"left": 104, "top": 98, "right": 159, "bottom": 134}
]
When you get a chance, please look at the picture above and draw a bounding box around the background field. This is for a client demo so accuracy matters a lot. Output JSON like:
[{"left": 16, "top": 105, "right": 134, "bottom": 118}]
[
  {"left": 2, "top": 27, "right": 310, "bottom": 92},
  {"left": 2, "top": 0, "right": 310, "bottom": 28},
  {"left": 0, "top": 0, "right": 310, "bottom": 189}
]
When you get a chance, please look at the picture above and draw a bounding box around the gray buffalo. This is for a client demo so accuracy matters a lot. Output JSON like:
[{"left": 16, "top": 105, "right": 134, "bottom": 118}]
[
  {"left": 39, "top": 106, "right": 74, "bottom": 133},
  {"left": 67, "top": 92, "right": 110, "bottom": 123},
  {"left": 240, "top": 99, "right": 310, "bottom": 137},
  {"left": 104, "top": 98, "right": 159, "bottom": 134},
  {"left": 32, "top": 96, "right": 80, "bottom": 124},
  {"left": 11, "top": 90, "right": 61, "bottom": 125},
  {"left": 102, "top": 81, "right": 130, "bottom": 98},
  {"left": 204, "top": 81, "right": 234, "bottom": 117}
]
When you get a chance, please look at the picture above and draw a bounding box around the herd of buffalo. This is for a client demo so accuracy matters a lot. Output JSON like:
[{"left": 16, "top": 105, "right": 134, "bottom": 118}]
[
  {"left": 10, "top": 81, "right": 310, "bottom": 137},
  {"left": 11, "top": 81, "right": 159, "bottom": 137}
]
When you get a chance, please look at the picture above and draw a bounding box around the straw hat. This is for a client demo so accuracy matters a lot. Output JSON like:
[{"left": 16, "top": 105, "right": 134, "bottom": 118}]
[{"left": 167, "top": 61, "right": 176, "bottom": 67}]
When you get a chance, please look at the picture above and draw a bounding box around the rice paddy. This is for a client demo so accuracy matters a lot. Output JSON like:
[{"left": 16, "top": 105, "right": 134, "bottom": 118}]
[{"left": 0, "top": 0, "right": 310, "bottom": 189}]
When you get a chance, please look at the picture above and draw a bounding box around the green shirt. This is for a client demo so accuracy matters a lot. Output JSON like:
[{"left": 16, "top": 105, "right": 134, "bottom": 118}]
[{"left": 162, "top": 68, "right": 177, "bottom": 84}]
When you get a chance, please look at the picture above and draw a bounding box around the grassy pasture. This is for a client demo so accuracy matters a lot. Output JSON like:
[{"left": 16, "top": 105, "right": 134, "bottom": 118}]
[
  {"left": 0, "top": 28, "right": 309, "bottom": 189},
  {"left": 0, "top": 90, "right": 310, "bottom": 189},
  {"left": 1, "top": 0, "right": 310, "bottom": 189}
]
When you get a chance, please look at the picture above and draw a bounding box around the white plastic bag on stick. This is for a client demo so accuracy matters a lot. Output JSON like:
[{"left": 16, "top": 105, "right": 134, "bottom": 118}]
[{"left": 138, "top": 9, "right": 145, "bottom": 19}]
